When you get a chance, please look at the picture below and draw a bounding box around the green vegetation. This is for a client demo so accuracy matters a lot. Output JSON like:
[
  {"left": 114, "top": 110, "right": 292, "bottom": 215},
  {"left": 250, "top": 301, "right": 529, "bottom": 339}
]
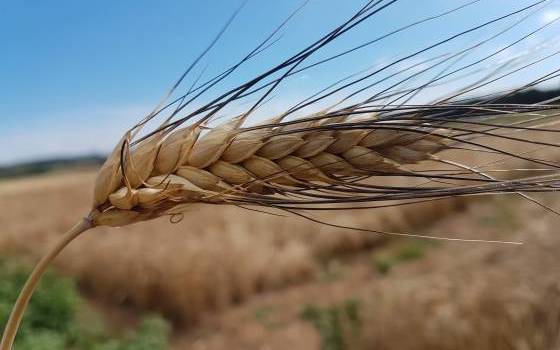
[
  {"left": 371, "top": 241, "right": 429, "bottom": 275},
  {"left": 300, "top": 299, "right": 362, "bottom": 350},
  {"left": 0, "top": 259, "right": 169, "bottom": 350},
  {"left": 478, "top": 197, "right": 520, "bottom": 231},
  {"left": 253, "top": 305, "right": 283, "bottom": 330},
  {"left": 373, "top": 258, "right": 393, "bottom": 276}
]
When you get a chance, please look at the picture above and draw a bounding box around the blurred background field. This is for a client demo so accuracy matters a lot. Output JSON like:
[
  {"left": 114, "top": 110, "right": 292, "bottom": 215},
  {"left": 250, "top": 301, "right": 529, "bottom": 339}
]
[{"left": 2, "top": 142, "right": 560, "bottom": 350}]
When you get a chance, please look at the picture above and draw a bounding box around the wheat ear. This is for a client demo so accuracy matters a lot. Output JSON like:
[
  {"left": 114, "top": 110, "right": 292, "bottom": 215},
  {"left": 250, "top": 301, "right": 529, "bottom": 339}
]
[
  {"left": 89, "top": 105, "right": 560, "bottom": 227},
  {"left": 89, "top": 114, "right": 456, "bottom": 224}
]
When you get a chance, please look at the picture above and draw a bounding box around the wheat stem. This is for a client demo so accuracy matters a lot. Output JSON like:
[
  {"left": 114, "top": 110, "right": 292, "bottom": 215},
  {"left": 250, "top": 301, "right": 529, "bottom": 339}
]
[{"left": 0, "top": 218, "right": 93, "bottom": 350}]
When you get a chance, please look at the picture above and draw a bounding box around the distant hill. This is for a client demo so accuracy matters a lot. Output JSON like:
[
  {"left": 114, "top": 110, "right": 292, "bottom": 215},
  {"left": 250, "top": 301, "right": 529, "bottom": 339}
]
[
  {"left": 0, "top": 155, "right": 106, "bottom": 180},
  {"left": 491, "top": 87, "right": 560, "bottom": 104}
]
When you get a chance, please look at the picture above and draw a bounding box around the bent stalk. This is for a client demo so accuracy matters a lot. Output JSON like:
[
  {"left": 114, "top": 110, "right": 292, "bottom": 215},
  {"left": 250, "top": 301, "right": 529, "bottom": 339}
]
[{"left": 0, "top": 218, "right": 93, "bottom": 350}]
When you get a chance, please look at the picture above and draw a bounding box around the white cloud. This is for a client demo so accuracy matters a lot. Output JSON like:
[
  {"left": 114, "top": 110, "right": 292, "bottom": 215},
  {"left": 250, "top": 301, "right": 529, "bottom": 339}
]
[
  {"left": 1, "top": 104, "right": 150, "bottom": 165},
  {"left": 541, "top": 9, "right": 560, "bottom": 24}
]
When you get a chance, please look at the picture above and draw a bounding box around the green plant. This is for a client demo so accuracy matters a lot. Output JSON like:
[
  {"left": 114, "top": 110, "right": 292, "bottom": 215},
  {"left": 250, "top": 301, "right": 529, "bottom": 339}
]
[
  {"left": 478, "top": 198, "right": 520, "bottom": 231},
  {"left": 373, "top": 257, "right": 393, "bottom": 275},
  {"left": 93, "top": 316, "right": 170, "bottom": 350},
  {"left": 371, "top": 241, "right": 428, "bottom": 275},
  {"left": 254, "top": 305, "right": 283, "bottom": 330},
  {"left": 301, "top": 299, "right": 362, "bottom": 350},
  {"left": 0, "top": 259, "right": 169, "bottom": 350},
  {"left": 396, "top": 242, "right": 426, "bottom": 261}
]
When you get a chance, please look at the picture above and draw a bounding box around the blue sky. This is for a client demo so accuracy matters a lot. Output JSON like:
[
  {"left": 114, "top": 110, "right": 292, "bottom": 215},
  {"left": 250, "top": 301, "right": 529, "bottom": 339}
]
[{"left": 1, "top": 0, "right": 559, "bottom": 165}]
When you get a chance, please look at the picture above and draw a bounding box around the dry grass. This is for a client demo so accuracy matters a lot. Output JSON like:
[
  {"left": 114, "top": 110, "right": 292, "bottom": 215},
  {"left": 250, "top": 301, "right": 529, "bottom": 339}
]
[
  {"left": 0, "top": 169, "right": 465, "bottom": 324},
  {"left": 170, "top": 194, "right": 560, "bottom": 350}
]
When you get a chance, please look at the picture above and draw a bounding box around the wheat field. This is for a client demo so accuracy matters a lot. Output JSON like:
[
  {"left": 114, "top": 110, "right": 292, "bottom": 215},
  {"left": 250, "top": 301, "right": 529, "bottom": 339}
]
[
  {"left": 2, "top": 124, "right": 559, "bottom": 349},
  {"left": 172, "top": 192, "right": 560, "bottom": 350},
  {"left": 0, "top": 169, "right": 465, "bottom": 323},
  {"left": 2, "top": 164, "right": 560, "bottom": 349}
]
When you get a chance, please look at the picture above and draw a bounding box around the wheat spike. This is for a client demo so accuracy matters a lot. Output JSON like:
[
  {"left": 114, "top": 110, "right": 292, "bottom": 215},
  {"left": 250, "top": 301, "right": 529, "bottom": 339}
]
[
  {"left": 89, "top": 113, "right": 452, "bottom": 226},
  {"left": 90, "top": 104, "right": 560, "bottom": 227}
]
